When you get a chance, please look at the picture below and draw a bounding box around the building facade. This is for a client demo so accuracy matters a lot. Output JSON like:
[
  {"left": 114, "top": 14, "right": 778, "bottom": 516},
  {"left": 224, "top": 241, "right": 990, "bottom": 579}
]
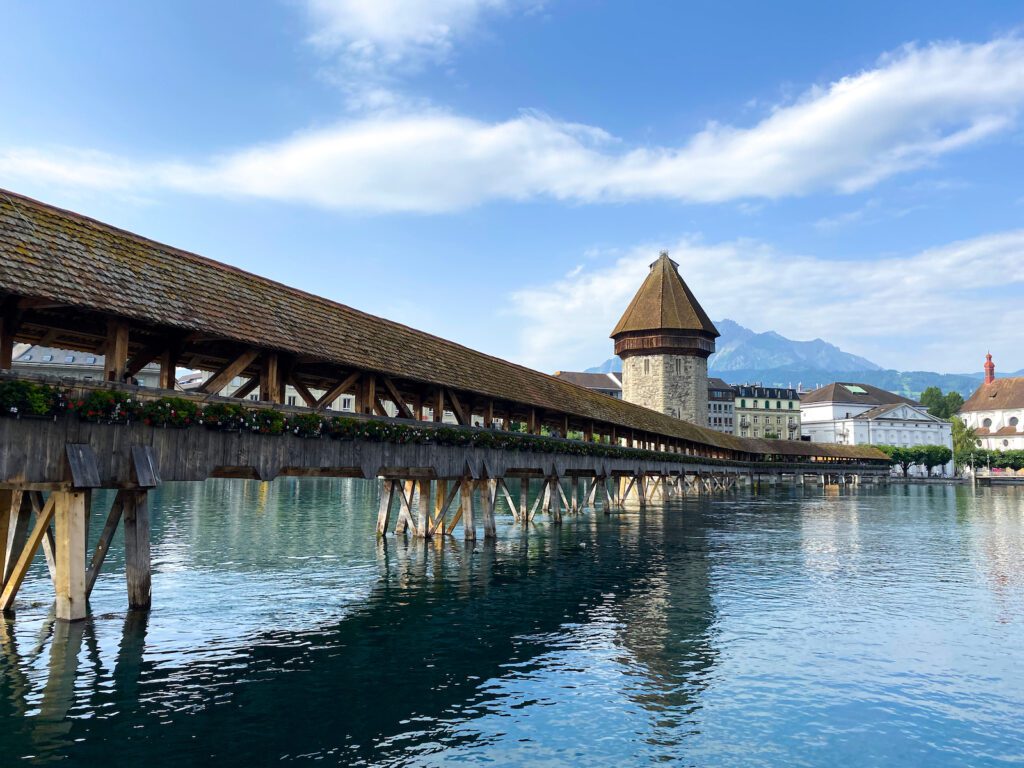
[
  {"left": 178, "top": 371, "right": 356, "bottom": 412},
  {"left": 734, "top": 385, "right": 801, "bottom": 439},
  {"left": 552, "top": 371, "right": 623, "bottom": 398},
  {"left": 959, "top": 354, "right": 1024, "bottom": 450},
  {"left": 13, "top": 345, "right": 160, "bottom": 387},
  {"left": 708, "top": 377, "right": 737, "bottom": 434},
  {"left": 611, "top": 252, "right": 719, "bottom": 425},
  {"left": 801, "top": 382, "right": 952, "bottom": 475}
]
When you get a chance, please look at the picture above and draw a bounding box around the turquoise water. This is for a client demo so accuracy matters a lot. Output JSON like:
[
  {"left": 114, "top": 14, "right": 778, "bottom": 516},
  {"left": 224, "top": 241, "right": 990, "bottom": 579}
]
[{"left": 1, "top": 481, "right": 1022, "bottom": 766}]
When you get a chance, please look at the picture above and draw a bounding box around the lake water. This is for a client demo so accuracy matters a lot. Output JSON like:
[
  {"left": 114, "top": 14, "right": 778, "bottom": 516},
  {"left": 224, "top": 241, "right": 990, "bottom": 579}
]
[{"left": 1, "top": 481, "right": 1022, "bottom": 766}]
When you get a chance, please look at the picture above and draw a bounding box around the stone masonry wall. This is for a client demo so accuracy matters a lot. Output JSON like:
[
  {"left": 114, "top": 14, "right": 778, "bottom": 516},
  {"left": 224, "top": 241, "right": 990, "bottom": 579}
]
[{"left": 622, "top": 354, "right": 709, "bottom": 426}]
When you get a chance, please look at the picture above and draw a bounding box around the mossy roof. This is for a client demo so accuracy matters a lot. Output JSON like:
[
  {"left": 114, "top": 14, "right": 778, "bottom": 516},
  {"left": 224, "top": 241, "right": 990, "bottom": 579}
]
[
  {"left": 611, "top": 253, "right": 719, "bottom": 338},
  {"left": 0, "top": 188, "right": 884, "bottom": 462}
]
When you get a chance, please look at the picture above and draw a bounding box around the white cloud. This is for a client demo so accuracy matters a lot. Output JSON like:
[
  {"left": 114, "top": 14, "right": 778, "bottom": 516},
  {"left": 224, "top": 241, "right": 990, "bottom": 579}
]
[
  {"left": 302, "top": 0, "right": 536, "bottom": 106},
  {"left": 3, "top": 36, "right": 1024, "bottom": 212},
  {"left": 305, "top": 0, "right": 513, "bottom": 62},
  {"left": 506, "top": 231, "right": 1024, "bottom": 374}
]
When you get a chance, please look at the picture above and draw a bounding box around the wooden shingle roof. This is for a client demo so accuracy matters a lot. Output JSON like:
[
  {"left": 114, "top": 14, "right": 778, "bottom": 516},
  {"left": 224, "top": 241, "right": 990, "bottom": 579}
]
[
  {"left": 0, "top": 189, "right": 884, "bottom": 462},
  {"left": 611, "top": 252, "right": 719, "bottom": 338}
]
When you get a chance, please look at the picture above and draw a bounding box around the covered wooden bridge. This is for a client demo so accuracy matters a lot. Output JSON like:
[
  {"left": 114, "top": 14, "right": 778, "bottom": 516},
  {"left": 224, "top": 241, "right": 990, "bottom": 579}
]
[{"left": 0, "top": 189, "right": 887, "bottom": 621}]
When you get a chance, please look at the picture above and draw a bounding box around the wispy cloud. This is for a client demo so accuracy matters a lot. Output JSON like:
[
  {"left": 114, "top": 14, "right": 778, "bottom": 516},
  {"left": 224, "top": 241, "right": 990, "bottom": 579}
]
[
  {"left": 302, "top": 0, "right": 538, "bottom": 107},
  {"left": 506, "top": 231, "right": 1024, "bottom": 374},
  {"left": 3, "top": 36, "right": 1024, "bottom": 212}
]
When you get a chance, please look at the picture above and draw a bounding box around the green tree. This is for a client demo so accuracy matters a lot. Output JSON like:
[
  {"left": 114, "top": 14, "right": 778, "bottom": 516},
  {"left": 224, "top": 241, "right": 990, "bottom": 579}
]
[
  {"left": 920, "top": 386, "right": 946, "bottom": 417},
  {"left": 920, "top": 444, "right": 953, "bottom": 476},
  {"left": 919, "top": 387, "right": 966, "bottom": 420},
  {"left": 877, "top": 445, "right": 921, "bottom": 476},
  {"left": 951, "top": 416, "right": 977, "bottom": 471},
  {"left": 944, "top": 391, "right": 964, "bottom": 416}
]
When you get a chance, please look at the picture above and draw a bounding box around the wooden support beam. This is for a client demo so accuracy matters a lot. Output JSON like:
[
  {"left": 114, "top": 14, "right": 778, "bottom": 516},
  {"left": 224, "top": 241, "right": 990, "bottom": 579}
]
[
  {"left": 376, "top": 480, "right": 396, "bottom": 536},
  {"left": 460, "top": 479, "right": 475, "bottom": 541},
  {"left": 0, "top": 311, "right": 19, "bottom": 370},
  {"left": 230, "top": 376, "right": 259, "bottom": 399},
  {"left": 158, "top": 345, "right": 180, "bottom": 390},
  {"left": 124, "top": 341, "right": 165, "bottom": 380},
  {"left": 446, "top": 389, "right": 470, "bottom": 426},
  {"left": 434, "top": 480, "right": 461, "bottom": 536},
  {"left": 519, "top": 478, "right": 529, "bottom": 523},
  {"left": 198, "top": 348, "right": 260, "bottom": 395},
  {"left": 498, "top": 478, "right": 518, "bottom": 522},
  {"left": 260, "top": 352, "right": 282, "bottom": 404},
  {"left": 0, "top": 495, "right": 57, "bottom": 613},
  {"left": 288, "top": 375, "right": 319, "bottom": 409},
  {"left": 484, "top": 401, "right": 494, "bottom": 428},
  {"left": 122, "top": 491, "right": 151, "bottom": 611},
  {"left": 431, "top": 480, "right": 450, "bottom": 534},
  {"left": 482, "top": 480, "right": 498, "bottom": 539},
  {"left": 2, "top": 491, "right": 30, "bottom": 587},
  {"left": 556, "top": 480, "right": 571, "bottom": 515},
  {"left": 527, "top": 408, "right": 538, "bottom": 435},
  {"left": 415, "top": 479, "right": 431, "bottom": 538},
  {"left": 103, "top": 320, "right": 130, "bottom": 382},
  {"left": 86, "top": 491, "right": 125, "bottom": 597},
  {"left": 316, "top": 371, "right": 361, "bottom": 410},
  {"left": 432, "top": 389, "right": 445, "bottom": 422},
  {"left": 358, "top": 375, "right": 377, "bottom": 415},
  {"left": 380, "top": 376, "right": 414, "bottom": 420},
  {"left": 395, "top": 480, "right": 415, "bottom": 535},
  {"left": 40, "top": 520, "right": 57, "bottom": 589}
]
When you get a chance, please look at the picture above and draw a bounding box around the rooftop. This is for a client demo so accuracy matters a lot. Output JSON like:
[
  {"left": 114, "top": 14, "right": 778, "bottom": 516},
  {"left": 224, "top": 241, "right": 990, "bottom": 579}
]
[
  {"left": 961, "top": 377, "right": 1024, "bottom": 413},
  {"left": 800, "top": 382, "right": 918, "bottom": 408},
  {"left": 610, "top": 252, "right": 719, "bottom": 339}
]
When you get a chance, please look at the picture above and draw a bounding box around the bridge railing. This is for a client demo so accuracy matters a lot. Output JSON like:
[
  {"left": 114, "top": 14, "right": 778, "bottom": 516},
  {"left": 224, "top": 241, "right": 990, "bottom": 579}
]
[{"left": 0, "top": 371, "right": 887, "bottom": 474}]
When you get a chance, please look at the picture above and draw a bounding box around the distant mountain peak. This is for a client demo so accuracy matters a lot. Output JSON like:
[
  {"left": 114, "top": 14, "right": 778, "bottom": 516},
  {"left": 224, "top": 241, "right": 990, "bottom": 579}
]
[{"left": 582, "top": 320, "right": 987, "bottom": 399}]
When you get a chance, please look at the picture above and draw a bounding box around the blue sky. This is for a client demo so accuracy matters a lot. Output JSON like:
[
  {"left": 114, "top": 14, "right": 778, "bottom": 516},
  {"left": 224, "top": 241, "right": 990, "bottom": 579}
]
[{"left": 1, "top": 1, "right": 1022, "bottom": 375}]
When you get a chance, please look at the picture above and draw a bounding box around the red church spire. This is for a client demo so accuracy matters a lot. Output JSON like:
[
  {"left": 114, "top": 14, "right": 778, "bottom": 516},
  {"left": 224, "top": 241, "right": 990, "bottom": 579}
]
[{"left": 984, "top": 352, "right": 996, "bottom": 385}]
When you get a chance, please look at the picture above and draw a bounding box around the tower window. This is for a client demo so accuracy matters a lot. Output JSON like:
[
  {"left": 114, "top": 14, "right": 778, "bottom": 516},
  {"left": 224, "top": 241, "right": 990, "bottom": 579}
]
[{"left": 644, "top": 359, "right": 650, "bottom": 375}]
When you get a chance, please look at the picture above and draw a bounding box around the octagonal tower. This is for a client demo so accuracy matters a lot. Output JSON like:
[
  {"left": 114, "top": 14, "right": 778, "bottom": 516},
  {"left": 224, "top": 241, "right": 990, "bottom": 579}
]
[{"left": 611, "top": 252, "right": 719, "bottom": 424}]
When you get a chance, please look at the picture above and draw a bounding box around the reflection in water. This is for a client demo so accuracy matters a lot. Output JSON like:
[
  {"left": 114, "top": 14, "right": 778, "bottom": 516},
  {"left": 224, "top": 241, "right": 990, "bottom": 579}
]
[{"left": 0, "top": 481, "right": 1022, "bottom": 766}]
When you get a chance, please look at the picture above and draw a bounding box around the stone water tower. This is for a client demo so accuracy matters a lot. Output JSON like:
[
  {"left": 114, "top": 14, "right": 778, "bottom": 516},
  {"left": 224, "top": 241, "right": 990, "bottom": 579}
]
[{"left": 611, "top": 252, "right": 719, "bottom": 425}]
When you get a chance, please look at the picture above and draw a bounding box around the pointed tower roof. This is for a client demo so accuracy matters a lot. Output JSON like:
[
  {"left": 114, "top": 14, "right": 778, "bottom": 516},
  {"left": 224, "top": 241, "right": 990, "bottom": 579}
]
[{"left": 611, "top": 252, "right": 719, "bottom": 338}]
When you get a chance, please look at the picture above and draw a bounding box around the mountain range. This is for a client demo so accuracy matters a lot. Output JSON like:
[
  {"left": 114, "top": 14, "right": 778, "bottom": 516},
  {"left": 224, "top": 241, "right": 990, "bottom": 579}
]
[{"left": 585, "top": 319, "right": 1015, "bottom": 399}]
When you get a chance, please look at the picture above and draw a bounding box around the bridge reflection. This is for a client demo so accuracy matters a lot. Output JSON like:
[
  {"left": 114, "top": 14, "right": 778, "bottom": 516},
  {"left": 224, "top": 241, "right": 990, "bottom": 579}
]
[{"left": 0, "top": 491, "right": 720, "bottom": 764}]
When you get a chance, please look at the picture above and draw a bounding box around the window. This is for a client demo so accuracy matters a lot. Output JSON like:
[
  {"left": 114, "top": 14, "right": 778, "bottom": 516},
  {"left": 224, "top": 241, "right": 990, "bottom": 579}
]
[
  {"left": 250, "top": 394, "right": 259, "bottom": 401},
  {"left": 788, "top": 401, "right": 793, "bottom": 409},
  {"left": 19, "top": 354, "right": 31, "bottom": 361},
  {"left": 983, "top": 418, "right": 993, "bottom": 428},
  {"left": 1011, "top": 417, "right": 1019, "bottom": 428},
  {"left": 753, "top": 416, "right": 759, "bottom": 424},
  {"left": 42, "top": 355, "right": 53, "bottom": 362},
  {"left": 776, "top": 401, "right": 782, "bottom": 409},
  {"left": 644, "top": 359, "right": 650, "bottom": 375},
  {"left": 741, "top": 399, "right": 746, "bottom": 408},
  {"left": 753, "top": 400, "right": 759, "bottom": 409},
  {"left": 86, "top": 356, "right": 97, "bottom": 364},
  {"left": 1004, "top": 440, "right": 1010, "bottom": 447},
  {"left": 287, "top": 395, "right": 297, "bottom": 406},
  {"left": 776, "top": 416, "right": 782, "bottom": 425},
  {"left": 64, "top": 355, "right": 74, "bottom": 363}
]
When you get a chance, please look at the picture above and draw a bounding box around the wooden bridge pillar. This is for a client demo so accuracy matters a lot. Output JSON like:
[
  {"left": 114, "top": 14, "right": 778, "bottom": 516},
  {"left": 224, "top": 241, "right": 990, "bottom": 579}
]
[
  {"left": 460, "top": 479, "right": 476, "bottom": 541},
  {"left": 122, "top": 491, "right": 152, "bottom": 611},
  {"left": 55, "top": 491, "right": 89, "bottom": 620}
]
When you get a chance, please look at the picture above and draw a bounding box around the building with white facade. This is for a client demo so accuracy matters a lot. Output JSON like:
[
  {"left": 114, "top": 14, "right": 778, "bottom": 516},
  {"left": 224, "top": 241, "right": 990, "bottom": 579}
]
[
  {"left": 552, "top": 371, "right": 623, "bottom": 399},
  {"left": 801, "top": 382, "right": 953, "bottom": 475},
  {"left": 734, "top": 385, "right": 801, "bottom": 439},
  {"left": 177, "top": 370, "right": 356, "bottom": 412},
  {"left": 708, "top": 377, "right": 736, "bottom": 434},
  {"left": 959, "top": 354, "right": 1024, "bottom": 451},
  {"left": 13, "top": 345, "right": 160, "bottom": 387}
]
